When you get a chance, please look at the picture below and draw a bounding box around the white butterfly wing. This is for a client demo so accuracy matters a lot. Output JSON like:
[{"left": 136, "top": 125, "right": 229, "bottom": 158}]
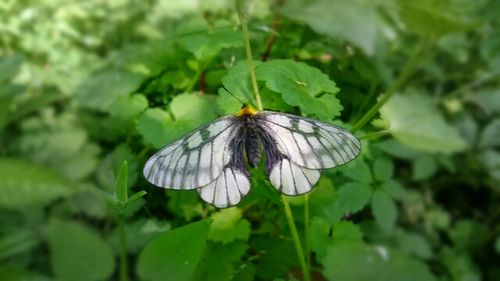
[
  {"left": 198, "top": 167, "right": 251, "bottom": 208},
  {"left": 268, "top": 158, "right": 321, "bottom": 195},
  {"left": 260, "top": 112, "right": 361, "bottom": 170},
  {"left": 143, "top": 117, "right": 240, "bottom": 190},
  {"left": 258, "top": 111, "right": 360, "bottom": 195}
]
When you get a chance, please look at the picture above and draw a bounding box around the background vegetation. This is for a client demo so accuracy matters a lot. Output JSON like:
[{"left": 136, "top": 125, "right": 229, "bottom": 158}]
[{"left": 1, "top": 0, "right": 499, "bottom": 280}]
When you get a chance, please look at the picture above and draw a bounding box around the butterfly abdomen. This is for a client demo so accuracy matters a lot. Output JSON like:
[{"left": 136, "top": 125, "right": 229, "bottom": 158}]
[{"left": 244, "top": 122, "right": 262, "bottom": 167}]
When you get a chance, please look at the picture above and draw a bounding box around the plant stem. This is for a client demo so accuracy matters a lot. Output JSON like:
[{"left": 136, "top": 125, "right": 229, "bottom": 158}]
[
  {"left": 238, "top": 3, "right": 309, "bottom": 280},
  {"left": 304, "top": 193, "right": 311, "bottom": 266},
  {"left": 352, "top": 39, "right": 428, "bottom": 133},
  {"left": 238, "top": 3, "right": 264, "bottom": 111},
  {"left": 118, "top": 218, "right": 128, "bottom": 281},
  {"left": 282, "top": 196, "right": 311, "bottom": 281}
]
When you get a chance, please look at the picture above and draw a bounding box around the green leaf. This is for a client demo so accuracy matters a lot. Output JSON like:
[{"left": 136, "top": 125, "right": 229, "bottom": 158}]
[
  {"left": 373, "top": 156, "right": 394, "bottom": 181},
  {"left": 371, "top": 189, "right": 397, "bottom": 232},
  {"left": 192, "top": 241, "right": 247, "bottom": 281},
  {"left": 380, "top": 92, "right": 468, "bottom": 154},
  {"left": 478, "top": 118, "right": 500, "bottom": 148},
  {"left": 217, "top": 61, "right": 261, "bottom": 113},
  {"left": 340, "top": 158, "right": 373, "bottom": 183},
  {"left": 283, "top": 0, "right": 378, "bottom": 54},
  {"left": 381, "top": 179, "right": 411, "bottom": 201},
  {"left": 109, "top": 94, "right": 148, "bottom": 119},
  {"left": 0, "top": 159, "right": 74, "bottom": 209},
  {"left": 397, "top": 231, "right": 433, "bottom": 259},
  {"left": 48, "top": 220, "right": 115, "bottom": 281},
  {"left": 208, "top": 208, "right": 251, "bottom": 244},
  {"left": 169, "top": 93, "right": 218, "bottom": 123},
  {"left": 75, "top": 69, "right": 143, "bottom": 111},
  {"left": 337, "top": 182, "right": 372, "bottom": 213},
  {"left": 321, "top": 242, "right": 384, "bottom": 281},
  {"left": 115, "top": 160, "right": 128, "bottom": 205},
  {"left": 137, "top": 108, "right": 178, "bottom": 149},
  {"left": 256, "top": 59, "right": 341, "bottom": 120},
  {"left": 412, "top": 155, "right": 438, "bottom": 180},
  {"left": 137, "top": 220, "right": 211, "bottom": 281},
  {"left": 310, "top": 218, "right": 363, "bottom": 261},
  {"left": 0, "top": 267, "right": 52, "bottom": 281},
  {"left": 253, "top": 236, "right": 297, "bottom": 280},
  {"left": 178, "top": 20, "right": 242, "bottom": 61},
  {"left": 398, "top": 0, "right": 478, "bottom": 38},
  {"left": 0, "top": 55, "right": 23, "bottom": 82}
]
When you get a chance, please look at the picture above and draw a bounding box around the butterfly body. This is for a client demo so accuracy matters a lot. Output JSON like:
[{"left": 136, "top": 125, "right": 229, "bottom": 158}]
[{"left": 144, "top": 108, "right": 361, "bottom": 208}]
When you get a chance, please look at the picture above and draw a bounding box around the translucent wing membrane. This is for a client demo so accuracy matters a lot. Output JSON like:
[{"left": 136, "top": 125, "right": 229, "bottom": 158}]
[
  {"left": 259, "top": 112, "right": 361, "bottom": 170},
  {"left": 268, "top": 157, "right": 321, "bottom": 195},
  {"left": 143, "top": 117, "right": 240, "bottom": 190},
  {"left": 198, "top": 166, "right": 250, "bottom": 208}
]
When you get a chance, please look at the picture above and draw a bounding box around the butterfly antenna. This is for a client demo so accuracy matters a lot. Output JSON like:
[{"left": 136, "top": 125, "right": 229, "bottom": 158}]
[{"left": 221, "top": 86, "right": 249, "bottom": 106}]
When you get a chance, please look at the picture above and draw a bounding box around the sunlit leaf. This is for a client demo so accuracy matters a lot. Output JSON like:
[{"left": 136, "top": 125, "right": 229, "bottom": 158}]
[
  {"left": 380, "top": 92, "right": 467, "bottom": 154},
  {"left": 256, "top": 60, "right": 341, "bottom": 120}
]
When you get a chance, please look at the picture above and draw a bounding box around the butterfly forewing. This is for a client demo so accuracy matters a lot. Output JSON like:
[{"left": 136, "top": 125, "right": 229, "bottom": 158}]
[
  {"left": 143, "top": 117, "right": 241, "bottom": 190},
  {"left": 259, "top": 112, "right": 361, "bottom": 170}
]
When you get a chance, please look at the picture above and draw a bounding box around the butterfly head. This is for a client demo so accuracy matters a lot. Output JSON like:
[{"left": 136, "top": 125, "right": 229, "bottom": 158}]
[{"left": 238, "top": 105, "right": 258, "bottom": 117}]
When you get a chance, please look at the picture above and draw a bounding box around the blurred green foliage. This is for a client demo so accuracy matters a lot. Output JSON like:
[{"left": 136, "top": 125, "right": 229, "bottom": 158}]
[{"left": 1, "top": 0, "right": 500, "bottom": 280}]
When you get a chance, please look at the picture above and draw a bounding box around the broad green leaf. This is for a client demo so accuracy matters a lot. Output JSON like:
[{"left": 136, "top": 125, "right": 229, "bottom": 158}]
[
  {"left": 310, "top": 218, "right": 363, "bottom": 261},
  {"left": 137, "top": 108, "right": 188, "bottom": 149},
  {"left": 253, "top": 236, "right": 297, "bottom": 280},
  {"left": 0, "top": 159, "right": 74, "bottom": 209},
  {"left": 48, "top": 220, "right": 115, "bottom": 281},
  {"left": 380, "top": 92, "right": 467, "bottom": 154},
  {"left": 137, "top": 220, "right": 211, "bottom": 281},
  {"left": 0, "top": 228, "right": 40, "bottom": 260},
  {"left": 337, "top": 182, "right": 372, "bottom": 213},
  {"left": 321, "top": 242, "right": 385, "bottom": 281},
  {"left": 75, "top": 69, "right": 143, "bottom": 111},
  {"left": 109, "top": 94, "right": 148, "bottom": 119},
  {"left": 0, "top": 55, "right": 23, "bottom": 82},
  {"left": 208, "top": 208, "right": 251, "bottom": 244},
  {"left": 169, "top": 93, "right": 218, "bottom": 124},
  {"left": 478, "top": 119, "right": 500, "bottom": 148},
  {"left": 467, "top": 90, "right": 500, "bottom": 116},
  {"left": 373, "top": 156, "right": 394, "bottom": 181},
  {"left": 340, "top": 158, "right": 373, "bottom": 183},
  {"left": 256, "top": 60, "right": 341, "bottom": 120},
  {"left": 283, "top": 0, "right": 378, "bottom": 54},
  {"left": 192, "top": 241, "right": 247, "bottom": 281},
  {"left": 0, "top": 267, "right": 52, "bottom": 281},
  {"left": 371, "top": 189, "right": 397, "bottom": 232},
  {"left": 178, "top": 20, "right": 242, "bottom": 61},
  {"left": 397, "top": 231, "right": 433, "bottom": 259},
  {"left": 381, "top": 179, "right": 411, "bottom": 201},
  {"left": 398, "top": 0, "right": 478, "bottom": 38},
  {"left": 412, "top": 155, "right": 438, "bottom": 180},
  {"left": 217, "top": 61, "right": 261, "bottom": 113}
]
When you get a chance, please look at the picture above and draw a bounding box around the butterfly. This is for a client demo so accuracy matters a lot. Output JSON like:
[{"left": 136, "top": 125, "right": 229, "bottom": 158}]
[{"left": 143, "top": 106, "right": 361, "bottom": 208}]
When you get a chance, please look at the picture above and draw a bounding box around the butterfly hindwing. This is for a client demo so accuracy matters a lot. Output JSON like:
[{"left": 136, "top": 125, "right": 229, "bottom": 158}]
[
  {"left": 268, "top": 157, "right": 321, "bottom": 195},
  {"left": 259, "top": 112, "right": 361, "bottom": 170},
  {"left": 198, "top": 166, "right": 251, "bottom": 208},
  {"left": 143, "top": 117, "right": 241, "bottom": 190}
]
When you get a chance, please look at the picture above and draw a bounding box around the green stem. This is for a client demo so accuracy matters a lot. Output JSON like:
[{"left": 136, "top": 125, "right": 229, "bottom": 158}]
[
  {"left": 118, "top": 219, "right": 128, "bottom": 281},
  {"left": 238, "top": 3, "right": 263, "bottom": 111},
  {"left": 282, "top": 196, "right": 311, "bottom": 281},
  {"left": 352, "top": 39, "right": 428, "bottom": 133},
  {"left": 304, "top": 193, "right": 311, "bottom": 267},
  {"left": 238, "top": 3, "right": 308, "bottom": 280},
  {"left": 359, "top": 130, "right": 390, "bottom": 141}
]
